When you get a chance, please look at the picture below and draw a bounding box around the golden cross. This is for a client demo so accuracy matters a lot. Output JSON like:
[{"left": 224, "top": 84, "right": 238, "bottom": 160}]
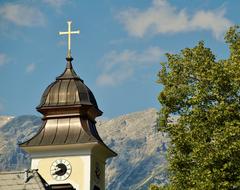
[{"left": 59, "top": 21, "right": 80, "bottom": 58}]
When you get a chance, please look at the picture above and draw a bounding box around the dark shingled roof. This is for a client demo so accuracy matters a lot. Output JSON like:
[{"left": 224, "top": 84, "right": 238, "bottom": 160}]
[
  {"left": 0, "top": 170, "right": 48, "bottom": 190},
  {"left": 0, "top": 170, "right": 76, "bottom": 190}
]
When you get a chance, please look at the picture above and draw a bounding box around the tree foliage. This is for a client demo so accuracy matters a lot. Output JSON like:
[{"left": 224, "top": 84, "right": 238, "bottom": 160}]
[
  {"left": 157, "top": 26, "right": 240, "bottom": 190},
  {"left": 149, "top": 184, "right": 171, "bottom": 190}
]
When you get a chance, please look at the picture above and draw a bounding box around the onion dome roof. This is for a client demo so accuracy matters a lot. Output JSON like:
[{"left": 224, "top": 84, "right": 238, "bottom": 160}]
[
  {"left": 20, "top": 56, "right": 116, "bottom": 157},
  {"left": 37, "top": 57, "right": 102, "bottom": 117},
  {"left": 19, "top": 20, "right": 117, "bottom": 158}
]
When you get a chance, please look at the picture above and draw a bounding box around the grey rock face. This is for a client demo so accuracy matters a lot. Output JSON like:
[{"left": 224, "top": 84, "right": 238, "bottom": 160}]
[
  {"left": 0, "top": 115, "right": 41, "bottom": 170},
  {"left": 0, "top": 108, "right": 168, "bottom": 190},
  {"left": 0, "top": 116, "right": 14, "bottom": 128}
]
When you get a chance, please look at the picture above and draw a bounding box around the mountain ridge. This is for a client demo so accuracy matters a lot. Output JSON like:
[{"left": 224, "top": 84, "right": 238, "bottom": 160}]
[{"left": 0, "top": 116, "right": 14, "bottom": 128}]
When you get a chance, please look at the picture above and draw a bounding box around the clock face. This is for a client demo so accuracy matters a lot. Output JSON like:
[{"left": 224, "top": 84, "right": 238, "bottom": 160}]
[{"left": 50, "top": 159, "right": 72, "bottom": 181}]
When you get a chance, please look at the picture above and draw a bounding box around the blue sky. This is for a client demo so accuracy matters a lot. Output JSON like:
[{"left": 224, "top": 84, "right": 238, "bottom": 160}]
[{"left": 0, "top": 0, "right": 239, "bottom": 118}]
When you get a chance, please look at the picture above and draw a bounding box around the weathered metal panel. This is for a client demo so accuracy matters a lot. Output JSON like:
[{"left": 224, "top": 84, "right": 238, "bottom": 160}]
[
  {"left": 58, "top": 80, "right": 70, "bottom": 105},
  {"left": 65, "top": 118, "right": 82, "bottom": 144},
  {"left": 53, "top": 118, "right": 69, "bottom": 144},
  {"left": 67, "top": 80, "right": 77, "bottom": 104},
  {"left": 40, "top": 119, "right": 58, "bottom": 145}
]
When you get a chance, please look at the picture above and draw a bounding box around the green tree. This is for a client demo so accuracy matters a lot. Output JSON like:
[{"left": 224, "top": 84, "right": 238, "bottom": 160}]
[
  {"left": 149, "top": 184, "right": 171, "bottom": 190},
  {"left": 149, "top": 184, "right": 161, "bottom": 190},
  {"left": 157, "top": 26, "right": 240, "bottom": 190}
]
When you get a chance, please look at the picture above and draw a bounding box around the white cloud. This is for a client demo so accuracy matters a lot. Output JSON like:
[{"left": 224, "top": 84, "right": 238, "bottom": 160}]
[
  {"left": 0, "top": 53, "right": 8, "bottom": 66},
  {"left": 97, "top": 47, "right": 163, "bottom": 87},
  {"left": 97, "top": 70, "right": 133, "bottom": 87},
  {"left": 109, "top": 38, "right": 127, "bottom": 45},
  {"left": 42, "top": 0, "right": 68, "bottom": 10},
  {"left": 0, "top": 3, "right": 45, "bottom": 27},
  {"left": 190, "top": 9, "right": 231, "bottom": 39},
  {"left": 26, "top": 63, "right": 36, "bottom": 73},
  {"left": 117, "top": 0, "right": 232, "bottom": 39}
]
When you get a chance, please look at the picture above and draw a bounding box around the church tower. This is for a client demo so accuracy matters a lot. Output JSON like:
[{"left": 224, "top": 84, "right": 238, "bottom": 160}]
[{"left": 20, "top": 21, "right": 117, "bottom": 190}]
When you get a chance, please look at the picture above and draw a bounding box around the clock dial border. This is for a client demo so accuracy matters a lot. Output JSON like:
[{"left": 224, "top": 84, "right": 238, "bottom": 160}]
[{"left": 50, "top": 159, "right": 72, "bottom": 181}]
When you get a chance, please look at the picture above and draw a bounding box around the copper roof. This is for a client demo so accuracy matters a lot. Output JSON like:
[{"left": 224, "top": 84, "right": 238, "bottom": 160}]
[
  {"left": 21, "top": 117, "right": 103, "bottom": 146},
  {"left": 37, "top": 57, "right": 102, "bottom": 117},
  {"left": 20, "top": 57, "right": 117, "bottom": 157}
]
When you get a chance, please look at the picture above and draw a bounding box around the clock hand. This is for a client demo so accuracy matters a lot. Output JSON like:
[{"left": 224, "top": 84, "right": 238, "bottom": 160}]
[{"left": 53, "top": 167, "right": 62, "bottom": 175}]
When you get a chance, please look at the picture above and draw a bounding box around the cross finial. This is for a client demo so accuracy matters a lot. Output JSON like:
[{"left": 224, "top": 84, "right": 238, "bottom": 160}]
[{"left": 59, "top": 21, "right": 80, "bottom": 58}]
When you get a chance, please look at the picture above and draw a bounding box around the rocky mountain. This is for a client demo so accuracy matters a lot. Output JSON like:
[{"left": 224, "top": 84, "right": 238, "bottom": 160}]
[
  {"left": 0, "top": 115, "right": 41, "bottom": 170},
  {"left": 0, "top": 108, "right": 168, "bottom": 190},
  {"left": 0, "top": 116, "right": 14, "bottom": 128}
]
